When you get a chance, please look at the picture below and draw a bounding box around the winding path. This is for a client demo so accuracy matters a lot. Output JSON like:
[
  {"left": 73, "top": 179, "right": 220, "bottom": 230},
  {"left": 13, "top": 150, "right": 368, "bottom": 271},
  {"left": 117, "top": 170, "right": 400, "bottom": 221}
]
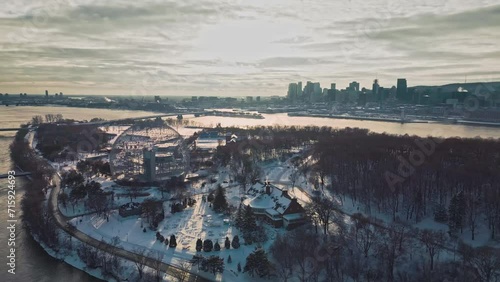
[{"left": 48, "top": 174, "right": 211, "bottom": 282}]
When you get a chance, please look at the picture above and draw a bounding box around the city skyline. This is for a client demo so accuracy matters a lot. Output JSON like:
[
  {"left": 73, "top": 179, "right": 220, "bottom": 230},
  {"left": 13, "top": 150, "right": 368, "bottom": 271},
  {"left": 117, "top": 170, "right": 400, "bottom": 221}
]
[{"left": 0, "top": 0, "right": 499, "bottom": 96}]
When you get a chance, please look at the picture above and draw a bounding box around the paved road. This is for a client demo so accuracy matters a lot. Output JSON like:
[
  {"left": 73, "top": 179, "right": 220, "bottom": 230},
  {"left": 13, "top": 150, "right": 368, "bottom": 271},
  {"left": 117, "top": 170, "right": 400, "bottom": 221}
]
[{"left": 48, "top": 174, "right": 211, "bottom": 282}]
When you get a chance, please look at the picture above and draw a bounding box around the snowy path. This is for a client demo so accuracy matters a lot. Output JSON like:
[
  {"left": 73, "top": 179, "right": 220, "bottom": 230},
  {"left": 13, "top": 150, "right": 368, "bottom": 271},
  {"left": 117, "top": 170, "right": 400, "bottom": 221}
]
[{"left": 48, "top": 170, "right": 210, "bottom": 282}]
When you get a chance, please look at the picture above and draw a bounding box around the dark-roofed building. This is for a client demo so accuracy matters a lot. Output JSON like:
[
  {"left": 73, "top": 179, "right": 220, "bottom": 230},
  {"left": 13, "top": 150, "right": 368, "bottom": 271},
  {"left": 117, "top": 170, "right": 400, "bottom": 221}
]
[{"left": 243, "top": 181, "right": 306, "bottom": 229}]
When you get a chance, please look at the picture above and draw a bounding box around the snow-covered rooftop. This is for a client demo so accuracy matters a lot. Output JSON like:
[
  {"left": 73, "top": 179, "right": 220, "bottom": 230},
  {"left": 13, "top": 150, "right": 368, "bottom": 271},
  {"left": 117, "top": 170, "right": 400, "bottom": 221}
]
[{"left": 244, "top": 181, "right": 295, "bottom": 215}]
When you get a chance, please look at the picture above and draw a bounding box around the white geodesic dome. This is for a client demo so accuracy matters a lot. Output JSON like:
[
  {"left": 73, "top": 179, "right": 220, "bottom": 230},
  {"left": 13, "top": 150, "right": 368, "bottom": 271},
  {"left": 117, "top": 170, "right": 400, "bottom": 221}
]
[{"left": 109, "top": 120, "right": 189, "bottom": 181}]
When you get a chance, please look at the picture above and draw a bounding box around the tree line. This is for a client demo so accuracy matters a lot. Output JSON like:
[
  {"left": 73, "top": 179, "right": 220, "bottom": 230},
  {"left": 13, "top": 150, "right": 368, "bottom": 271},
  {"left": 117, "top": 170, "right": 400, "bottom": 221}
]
[{"left": 10, "top": 127, "right": 59, "bottom": 249}]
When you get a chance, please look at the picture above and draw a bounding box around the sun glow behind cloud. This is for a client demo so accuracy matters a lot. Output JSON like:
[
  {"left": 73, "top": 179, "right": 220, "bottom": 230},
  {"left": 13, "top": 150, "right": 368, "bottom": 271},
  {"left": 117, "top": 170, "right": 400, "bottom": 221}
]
[
  {"left": 194, "top": 19, "right": 307, "bottom": 61},
  {"left": 0, "top": 0, "right": 499, "bottom": 96}
]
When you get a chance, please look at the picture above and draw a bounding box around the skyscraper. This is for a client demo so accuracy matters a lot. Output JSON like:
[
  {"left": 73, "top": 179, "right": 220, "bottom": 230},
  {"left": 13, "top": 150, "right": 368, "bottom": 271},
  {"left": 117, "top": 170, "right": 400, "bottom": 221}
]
[
  {"left": 327, "top": 83, "right": 336, "bottom": 102},
  {"left": 288, "top": 83, "right": 298, "bottom": 101},
  {"left": 313, "top": 82, "right": 321, "bottom": 94},
  {"left": 348, "top": 81, "right": 360, "bottom": 92},
  {"left": 304, "top": 81, "right": 314, "bottom": 101},
  {"left": 397, "top": 78, "right": 408, "bottom": 101},
  {"left": 372, "top": 79, "right": 380, "bottom": 101},
  {"left": 312, "top": 82, "right": 322, "bottom": 102}
]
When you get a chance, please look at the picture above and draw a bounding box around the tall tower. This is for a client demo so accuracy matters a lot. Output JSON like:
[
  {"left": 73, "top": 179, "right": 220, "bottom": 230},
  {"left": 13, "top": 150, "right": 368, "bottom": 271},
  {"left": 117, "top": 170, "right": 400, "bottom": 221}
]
[
  {"left": 328, "top": 83, "right": 336, "bottom": 102},
  {"left": 305, "top": 81, "right": 313, "bottom": 102},
  {"left": 288, "top": 83, "right": 298, "bottom": 101},
  {"left": 143, "top": 147, "right": 157, "bottom": 182},
  {"left": 397, "top": 78, "right": 408, "bottom": 101},
  {"left": 349, "top": 81, "right": 360, "bottom": 92},
  {"left": 372, "top": 79, "right": 380, "bottom": 101}
]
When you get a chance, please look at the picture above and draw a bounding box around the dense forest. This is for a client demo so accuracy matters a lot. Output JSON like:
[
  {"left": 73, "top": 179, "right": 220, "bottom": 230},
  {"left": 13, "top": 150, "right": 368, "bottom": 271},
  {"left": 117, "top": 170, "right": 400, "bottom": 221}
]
[
  {"left": 215, "top": 125, "right": 500, "bottom": 239},
  {"left": 36, "top": 123, "right": 108, "bottom": 161},
  {"left": 213, "top": 126, "right": 500, "bottom": 281},
  {"left": 311, "top": 129, "right": 500, "bottom": 240}
]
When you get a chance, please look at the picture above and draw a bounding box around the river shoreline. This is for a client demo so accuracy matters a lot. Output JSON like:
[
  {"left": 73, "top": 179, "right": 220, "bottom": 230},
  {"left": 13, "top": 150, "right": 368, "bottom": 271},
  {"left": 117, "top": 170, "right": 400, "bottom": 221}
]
[
  {"left": 287, "top": 112, "right": 500, "bottom": 128},
  {"left": 9, "top": 125, "right": 208, "bottom": 282},
  {"left": 12, "top": 161, "right": 106, "bottom": 281}
]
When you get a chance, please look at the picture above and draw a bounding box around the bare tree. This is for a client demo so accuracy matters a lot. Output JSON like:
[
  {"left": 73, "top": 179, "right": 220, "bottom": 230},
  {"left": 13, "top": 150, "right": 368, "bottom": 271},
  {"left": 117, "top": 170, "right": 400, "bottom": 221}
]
[
  {"left": 352, "top": 214, "right": 377, "bottom": 258},
  {"left": 289, "top": 167, "right": 300, "bottom": 189},
  {"left": 150, "top": 250, "right": 164, "bottom": 282},
  {"left": 471, "top": 246, "right": 500, "bottom": 282},
  {"left": 31, "top": 115, "right": 44, "bottom": 125},
  {"left": 270, "top": 234, "right": 295, "bottom": 282},
  {"left": 419, "top": 230, "right": 446, "bottom": 270},
  {"left": 86, "top": 193, "right": 111, "bottom": 218},
  {"left": 45, "top": 113, "right": 55, "bottom": 123},
  {"left": 171, "top": 260, "right": 192, "bottom": 282},
  {"left": 290, "top": 229, "right": 320, "bottom": 282},
  {"left": 133, "top": 247, "right": 148, "bottom": 279},
  {"left": 377, "top": 222, "right": 409, "bottom": 282},
  {"left": 55, "top": 113, "right": 64, "bottom": 123},
  {"left": 307, "top": 196, "right": 337, "bottom": 235},
  {"left": 466, "top": 192, "right": 481, "bottom": 241},
  {"left": 130, "top": 183, "right": 140, "bottom": 202}
]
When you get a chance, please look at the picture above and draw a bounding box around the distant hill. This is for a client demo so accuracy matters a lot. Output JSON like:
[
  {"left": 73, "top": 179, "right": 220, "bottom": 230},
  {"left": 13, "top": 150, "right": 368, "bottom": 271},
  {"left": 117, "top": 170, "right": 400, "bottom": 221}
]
[{"left": 411, "top": 81, "right": 500, "bottom": 95}]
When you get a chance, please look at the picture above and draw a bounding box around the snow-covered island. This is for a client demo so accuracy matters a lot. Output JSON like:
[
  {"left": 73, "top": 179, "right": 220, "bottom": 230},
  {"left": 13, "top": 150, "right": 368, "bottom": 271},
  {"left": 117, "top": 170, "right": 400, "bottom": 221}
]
[{"left": 22, "top": 116, "right": 500, "bottom": 282}]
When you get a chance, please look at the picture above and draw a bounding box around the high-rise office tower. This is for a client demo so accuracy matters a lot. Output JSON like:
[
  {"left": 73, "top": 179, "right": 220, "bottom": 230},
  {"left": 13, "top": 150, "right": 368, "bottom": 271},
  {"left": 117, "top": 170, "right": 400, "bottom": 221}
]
[
  {"left": 327, "top": 83, "right": 336, "bottom": 102},
  {"left": 372, "top": 79, "right": 380, "bottom": 101},
  {"left": 312, "top": 82, "right": 322, "bottom": 102},
  {"left": 397, "top": 78, "right": 408, "bottom": 101},
  {"left": 288, "top": 83, "right": 298, "bottom": 101},
  {"left": 349, "top": 81, "right": 360, "bottom": 92},
  {"left": 304, "top": 81, "right": 313, "bottom": 101}
]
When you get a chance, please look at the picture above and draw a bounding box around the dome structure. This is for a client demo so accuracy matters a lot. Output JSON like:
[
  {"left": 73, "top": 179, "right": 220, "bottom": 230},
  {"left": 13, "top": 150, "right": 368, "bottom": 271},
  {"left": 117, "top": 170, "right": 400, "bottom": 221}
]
[{"left": 109, "top": 120, "right": 189, "bottom": 182}]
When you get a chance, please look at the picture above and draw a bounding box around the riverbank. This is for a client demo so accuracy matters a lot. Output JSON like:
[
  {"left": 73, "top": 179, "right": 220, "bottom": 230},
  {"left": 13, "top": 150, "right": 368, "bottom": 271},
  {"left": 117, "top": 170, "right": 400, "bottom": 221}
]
[
  {"left": 27, "top": 225, "right": 108, "bottom": 282},
  {"left": 8, "top": 129, "right": 108, "bottom": 281},
  {"left": 456, "top": 119, "right": 500, "bottom": 127},
  {"left": 195, "top": 110, "right": 264, "bottom": 119},
  {"left": 288, "top": 112, "right": 428, "bottom": 124},
  {"left": 11, "top": 125, "right": 210, "bottom": 282},
  {"left": 288, "top": 112, "right": 500, "bottom": 128}
]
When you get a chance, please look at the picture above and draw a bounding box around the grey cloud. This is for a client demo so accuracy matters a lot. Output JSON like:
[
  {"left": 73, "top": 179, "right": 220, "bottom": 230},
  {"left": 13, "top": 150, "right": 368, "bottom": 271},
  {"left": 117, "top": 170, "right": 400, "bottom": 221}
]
[
  {"left": 257, "top": 57, "right": 336, "bottom": 68},
  {"left": 372, "top": 5, "right": 500, "bottom": 45},
  {"left": 273, "top": 36, "right": 313, "bottom": 45},
  {"left": 0, "top": 1, "right": 499, "bottom": 96}
]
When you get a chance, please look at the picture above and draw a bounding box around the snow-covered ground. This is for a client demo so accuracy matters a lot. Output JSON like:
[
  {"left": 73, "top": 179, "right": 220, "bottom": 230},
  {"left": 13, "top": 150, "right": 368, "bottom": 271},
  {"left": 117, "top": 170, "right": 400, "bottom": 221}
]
[
  {"left": 35, "top": 227, "right": 180, "bottom": 282},
  {"left": 71, "top": 190, "right": 281, "bottom": 281},
  {"left": 59, "top": 178, "right": 165, "bottom": 218}
]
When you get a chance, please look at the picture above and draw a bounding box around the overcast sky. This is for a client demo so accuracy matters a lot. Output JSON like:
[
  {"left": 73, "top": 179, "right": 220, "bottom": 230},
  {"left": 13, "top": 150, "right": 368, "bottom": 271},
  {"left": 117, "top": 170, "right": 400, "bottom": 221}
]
[{"left": 0, "top": 0, "right": 499, "bottom": 96}]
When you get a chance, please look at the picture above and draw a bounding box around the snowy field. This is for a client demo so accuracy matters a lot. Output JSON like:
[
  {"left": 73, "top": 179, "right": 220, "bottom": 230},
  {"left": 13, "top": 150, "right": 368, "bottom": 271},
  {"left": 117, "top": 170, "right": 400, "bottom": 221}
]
[
  {"left": 71, "top": 188, "right": 281, "bottom": 281},
  {"left": 59, "top": 177, "right": 164, "bottom": 218}
]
